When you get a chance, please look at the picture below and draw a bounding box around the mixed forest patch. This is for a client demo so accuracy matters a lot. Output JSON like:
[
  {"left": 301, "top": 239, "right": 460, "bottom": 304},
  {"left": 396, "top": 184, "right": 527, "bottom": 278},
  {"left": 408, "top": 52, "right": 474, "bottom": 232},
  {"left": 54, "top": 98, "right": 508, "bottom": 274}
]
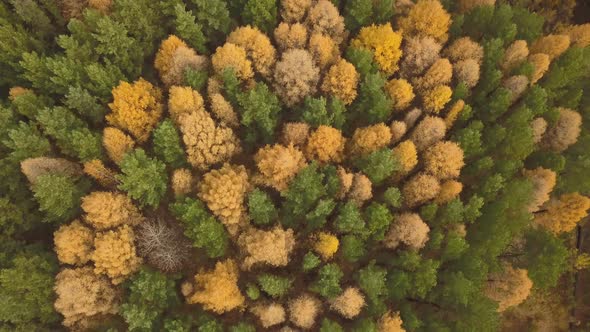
[{"left": 1, "top": 0, "right": 590, "bottom": 331}]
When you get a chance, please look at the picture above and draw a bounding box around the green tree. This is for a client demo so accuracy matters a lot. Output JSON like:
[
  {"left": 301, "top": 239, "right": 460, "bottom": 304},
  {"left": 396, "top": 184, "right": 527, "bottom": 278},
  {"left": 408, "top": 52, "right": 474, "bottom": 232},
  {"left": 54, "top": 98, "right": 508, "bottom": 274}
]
[
  {"left": 357, "top": 261, "right": 387, "bottom": 314},
  {"left": 320, "top": 318, "right": 344, "bottom": 332},
  {"left": 382, "top": 186, "right": 402, "bottom": 209},
  {"left": 117, "top": 149, "right": 168, "bottom": 208},
  {"left": 364, "top": 202, "right": 392, "bottom": 241},
  {"left": 242, "top": 0, "right": 277, "bottom": 34},
  {"left": 247, "top": 188, "right": 277, "bottom": 226},
  {"left": 120, "top": 268, "right": 180, "bottom": 331},
  {"left": 152, "top": 119, "right": 187, "bottom": 169},
  {"left": 173, "top": 3, "right": 207, "bottom": 54},
  {"left": 353, "top": 148, "right": 399, "bottom": 185},
  {"left": 192, "top": 0, "right": 232, "bottom": 44},
  {"left": 32, "top": 174, "right": 89, "bottom": 223},
  {"left": 302, "top": 252, "right": 322, "bottom": 272},
  {"left": 310, "top": 263, "right": 343, "bottom": 299},
  {"left": 237, "top": 82, "right": 281, "bottom": 146},
  {"left": 170, "top": 197, "right": 229, "bottom": 258},
  {"left": 351, "top": 73, "right": 393, "bottom": 126},
  {"left": 333, "top": 201, "right": 365, "bottom": 234},
  {"left": 257, "top": 274, "right": 293, "bottom": 298},
  {"left": 344, "top": 0, "right": 394, "bottom": 32},
  {"left": 340, "top": 235, "right": 367, "bottom": 263},
  {"left": 521, "top": 228, "right": 569, "bottom": 289}
]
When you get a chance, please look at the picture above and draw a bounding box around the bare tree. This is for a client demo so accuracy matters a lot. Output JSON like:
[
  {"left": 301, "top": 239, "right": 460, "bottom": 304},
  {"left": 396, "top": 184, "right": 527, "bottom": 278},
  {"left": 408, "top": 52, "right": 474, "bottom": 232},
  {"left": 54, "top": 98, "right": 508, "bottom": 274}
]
[{"left": 136, "top": 219, "right": 191, "bottom": 272}]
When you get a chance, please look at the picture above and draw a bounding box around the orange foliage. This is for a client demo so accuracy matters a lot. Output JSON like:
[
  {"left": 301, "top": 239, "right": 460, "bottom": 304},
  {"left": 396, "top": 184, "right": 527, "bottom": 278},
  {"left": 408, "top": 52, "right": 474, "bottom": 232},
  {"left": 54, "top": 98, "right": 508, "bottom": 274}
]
[
  {"left": 321, "top": 59, "right": 359, "bottom": 105},
  {"left": 399, "top": 0, "right": 451, "bottom": 43},
  {"left": 534, "top": 193, "right": 590, "bottom": 234},
  {"left": 81, "top": 191, "right": 144, "bottom": 230},
  {"left": 529, "top": 34, "right": 571, "bottom": 61},
  {"left": 227, "top": 26, "right": 277, "bottom": 78},
  {"left": 211, "top": 43, "right": 254, "bottom": 80},
  {"left": 402, "top": 173, "right": 441, "bottom": 208},
  {"left": 305, "top": 125, "right": 346, "bottom": 163},
  {"left": 423, "top": 141, "right": 465, "bottom": 179},
  {"left": 83, "top": 159, "right": 119, "bottom": 189},
  {"left": 485, "top": 264, "right": 533, "bottom": 312},
  {"left": 309, "top": 33, "right": 340, "bottom": 69},
  {"left": 274, "top": 22, "right": 309, "bottom": 50}
]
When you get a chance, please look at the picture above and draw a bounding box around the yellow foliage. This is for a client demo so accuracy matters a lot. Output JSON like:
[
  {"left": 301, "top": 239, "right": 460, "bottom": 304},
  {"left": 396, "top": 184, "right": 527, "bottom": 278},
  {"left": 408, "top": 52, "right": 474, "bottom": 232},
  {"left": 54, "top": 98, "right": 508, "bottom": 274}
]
[
  {"left": 54, "top": 220, "right": 94, "bottom": 265},
  {"left": 422, "top": 85, "right": 452, "bottom": 113},
  {"left": 445, "top": 99, "right": 465, "bottom": 128},
  {"left": 171, "top": 168, "right": 194, "bottom": 197},
  {"left": 185, "top": 259, "right": 245, "bottom": 314},
  {"left": 227, "top": 26, "right": 277, "bottom": 78},
  {"left": 435, "top": 180, "right": 463, "bottom": 204},
  {"left": 485, "top": 264, "right": 533, "bottom": 312},
  {"left": 399, "top": 0, "right": 451, "bottom": 43},
  {"left": 305, "top": 125, "right": 346, "bottom": 163},
  {"left": 528, "top": 53, "right": 550, "bottom": 84},
  {"left": 254, "top": 144, "right": 307, "bottom": 191},
  {"left": 252, "top": 303, "right": 286, "bottom": 328},
  {"left": 348, "top": 123, "right": 392, "bottom": 156},
  {"left": 154, "top": 35, "right": 189, "bottom": 82},
  {"left": 103, "top": 127, "right": 135, "bottom": 164},
  {"left": 306, "top": 0, "right": 346, "bottom": 45},
  {"left": 501, "top": 40, "right": 529, "bottom": 73},
  {"left": 162, "top": 45, "right": 208, "bottom": 87},
  {"left": 81, "top": 191, "right": 144, "bottom": 230},
  {"left": 210, "top": 93, "right": 239, "bottom": 127},
  {"left": 54, "top": 267, "right": 119, "bottom": 328},
  {"left": 444, "top": 37, "right": 484, "bottom": 64},
  {"left": 309, "top": 33, "right": 340, "bottom": 69},
  {"left": 390, "top": 121, "right": 407, "bottom": 144},
  {"left": 178, "top": 107, "right": 240, "bottom": 170},
  {"left": 8, "top": 86, "right": 31, "bottom": 100},
  {"left": 415, "top": 58, "right": 453, "bottom": 92},
  {"left": 168, "top": 86, "right": 205, "bottom": 123},
  {"left": 423, "top": 141, "right": 465, "bottom": 180},
  {"left": 321, "top": 59, "right": 359, "bottom": 105},
  {"left": 313, "top": 232, "right": 339, "bottom": 260},
  {"left": 237, "top": 226, "right": 296, "bottom": 270},
  {"left": 91, "top": 225, "right": 142, "bottom": 284},
  {"left": 330, "top": 287, "right": 365, "bottom": 319},
  {"left": 288, "top": 294, "right": 321, "bottom": 329},
  {"left": 378, "top": 311, "right": 406, "bottom": 332},
  {"left": 563, "top": 24, "right": 590, "bottom": 48},
  {"left": 524, "top": 167, "right": 557, "bottom": 213},
  {"left": 106, "top": 78, "right": 163, "bottom": 143},
  {"left": 351, "top": 23, "right": 403, "bottom": 75},
  {"left": 392, "top": 140, "right": 418, "bottom": 174},
  {"left": 385, "top": 79, "right": 415, "bottom": 111},
  {"left": 83, "top": 159, "right": 119, "bottom": 189},
  {"left": 534, "top": 193, "right": 590, "bottom": 234},
  {"left": 529, "top": 34, "right": 571, "bottom": 61},
  {"left": 274, "top": 22, "right": 308, "bottom": 50},
  {"left": 198, "top": 164, "right": 249, "bottom": 230},
  {"left": 212, "top": 43, "right": 254, "bottom": 80},
  {"left": 281, "top": 0, "right": 312, "bottom": 22},
  {"left": 337, "top": 166, "right": 354, "bottom": 199}
]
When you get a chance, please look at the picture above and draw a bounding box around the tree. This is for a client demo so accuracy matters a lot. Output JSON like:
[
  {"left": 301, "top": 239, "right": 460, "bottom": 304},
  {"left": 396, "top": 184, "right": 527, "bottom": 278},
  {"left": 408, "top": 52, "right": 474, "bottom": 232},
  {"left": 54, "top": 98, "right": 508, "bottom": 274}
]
[
  {"left": 117, "top": 149, "right": 168, "bottom": 208},
  {"left": 348, "top": 123, "right": 392, "bottom": 157},
  {"left": 398, "top": 0, "right": 451, "bottom": 43},
  {"left": 135, "top": 220, "right": 191, "bottom": 273},
  {"left": 257, "top": 274, "right": 293, "bottom": 298},
  {"left": 107, "top": 78, "right": 163, "bottom": 143},
  {"left": 309, "top": 33, "right": 340, "bottom": 69},
  {"left": 540, "top": 108, "right": 582, "bottom": 152},
  {"left": 400, "top": 36, "right": 442, "bottom": 77},
  {"left": 251, "top": 303, "right": 286, "bottom": 328},
  {"left": 365, "top": 202, "right": 394, "bottom": 241},
  {"left": 247, "top": 188, "right": 278, "bottom": 226},
  {"left": 91, "top": 225, "right": 142, "bottom": 284},
  {"left": 183, "top": 259, "right": 245, "bottom": 314},
  {"left": 351, "top": 23, "right": 403, "bottom": 75},
  {"left": 280, "top": 0, "right": 312, "bottom": 23},
  {"left": 410, "top": 116, "right": 447, "bottom": 151},
  {"left": 422, "top": 85, "right": 452, "bottom": 113},
  {"left": 343, "top": 0, "right": 394, "bottom": 32},
  {"left": 236, "top": 82, "right": 282, "bottom": 145},
  {"left": 191, "top": 0, "right": 232, "bottom": 42},
  {"left": 172, "top": 4, "right": 207, "bottom": 54},
  {"left": 306, "top": 0, "right": 346, "bottom": 44},
  {"left": 402, "top": 173, "right": 441, "bottom": 208},
  {"left": 457, "top": 0, "right": 496, "bottom": 13},
  {"left": 170, "top": 197, "right": 229, "bottom": 258},
  {"left": 333, "top": 201, "right": 365, "bottom": 234},
  {"left": 31, "top": 174, "right": 88, "bottom": 223},
  {"left": 227, "top": 26, "right": 277, "bottom": 78},
  {"left": 313, "top": 232, "right": 339, "bottom": 260},
  {"left": 120, "top": 268, "right": 179, "bottom": 331},
  {"left": 83, "top": 159, "right": 119, "bottom": 189},
  {"left": 353, "top": 148, "right": 398, "bottom": 185},
  {"left": 385, "top": 79, "right": 415, "bottom": 111},
  {"left": 392, "top": 140, "right": 418, "bottom": 176},
  {"left": 197, "top": 163, "right": 249, "bottom": 232},
  {"left": 54, "top": 267, "right": 119, "bottom": 328},
  {"left": 81, "top": 191, "right": 143, "bottom": 230},
  {"left": 273, "top": 49, "right": 319, "bottom": 107},
  {"left": 384, "top": 213, "right": 430, "bottom": 250},
  {"left": 53, "top": 220, "right": 94, "bottom": 265},
  {"left": 152, "top": 119, "right": 187, "bottom": 168},
  {"left": 330, "top": 287, "right": 365, "bottom": 319},
  {"left": 310, "top": 263, "right": 343, "bottom": 299},
  {"left": 242, "top": 0, "right": 278, "bottom": 34},
  {"left": 237, "top": 226, "right": 296, "bottom": 269},
  {"left": 321, "top": 59, "right": 360, "bottom": 105},
  {"left": 423, "top": 141, "right": 465, "bottom": 180},
  {"left": 20, "top": 157, "right": 82, "bottom": 185},
  {"left": 0, "top": 249, "right": 59, "bottom": 329},
  {"left": 378, "top": 311, "right": 405, "bottom": 332},
  {"left": 529, "top": 34, "right": 571, "bottom": 61},
  {"left": 103, "top": 127, "right": 135, "bottom": 165},
  {"left": 305, "top": 125, "right": 346, "bottom": 163},
  {"left": 522, "top": 228, "right": 569, "bottom": 289},
  {"left": 274, "top": 22, "right": 308, "bottom": 50},
  {"left": 356, "top": 261, "right": 387, "bottom": 314},
  {"left": 534, "top": 193, "right": 590, "bottom": 234},
  {"left": 484, "top": 264, "right": 533, "bottom": 312},
  {"left": 288, "top": 294, "right": 322, "bottom": 329},
  {"left": 414, "top": 58, "right": 453, "bottom": 93}
]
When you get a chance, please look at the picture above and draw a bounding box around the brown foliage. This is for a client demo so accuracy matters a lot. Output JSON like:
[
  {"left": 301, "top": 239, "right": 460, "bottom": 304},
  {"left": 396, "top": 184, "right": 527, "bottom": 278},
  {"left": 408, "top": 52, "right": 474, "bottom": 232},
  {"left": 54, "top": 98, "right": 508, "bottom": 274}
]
[
  {"left": 485, "top": 264, "right": 533, "bottom": 312},
  {"left": 524, "top": 167, "right": 557, "bottom": 213},
  {"left": 400, "top": 36, "right": 442, "bottom": 78},
  {"left": 20, "top": 157, "right": 82, "bottom": 185},
  {"left": 162, "top": 46, "right": 208, "bottom": 87},
  {"left": 378, "top": 311, "right": 406, "bottom": 332},
  {"left": 103, "top": 127, "right": 135, "bottom": 164},
  {"left": 273, "top": 49, "right": 320, "bottom": 107},
  {"left": 528, "top": 53, "right": 550, "bottom": 84},
  {"left": 562, "top": 23, "right": 590, "bottom": 48},
  {"left": 457, "top": 0, "right": 496, "bottom": 13},
  {"left": 238, "top": 226, "right": 296, "bottom": 270},
  {"left": 83, "top": 159, "right": 119, "bottom": 189},
  {"left": 282, "top": 122, "right": 310, "bottom": 146},
  {"left": 81, "top": 191, "right": 144, "bottom": 230},
  {"left": 288, "top": 294, "right": 322, "bottom": 329},
  {"left": 252, "top": 302, "right": 287, "bottom": 328},
  {"left": 54, "top": 267, "right": 119, "bottom": 328},
  {"left": 348, "top": 173, "right": 373, "bottom": 205},
  {"left": 210, "top": 93, "right": 239, "bottom": 127},
  {"left": 91, "top": 225, "right": 142, "bottom": 284},
  {"left": 454, "top": 59, "right": 480, "bottom": 88},
  {"left": 410, "top": 115, "right": 447, "bottom": 151},
  {"left": 337, "top": 166, "right": 354, "bottom": 199},
  {"left": 184, "top": 259, "right": 245, "bottom": 314},
  {"left": 402, "top": 173, "right": 441, "bottom": 208},
  {"left": 274, "top": 23, "right": 308, "bottom": 50},
  {"left": 384, "top": 213, "right": 430, "bottom": 250},
  {"left": 531, "top": 117, "right": 548, "bottom": 144},
  {"left": 501, "top": 40, "right": 529, "bottom": 73},
  {"left": 444, "top": 37, "right": 484, "bottom": 64},
  {"left": 281, "top": 0, "right": 312, "bottom": 23},
  {"left": 305, "top": 126, "right": 346, "bottom": 163},
  {"left": 390, "top": 121, "right": 408, "bottom": 144},
  {"left": 540, "top": 108, "right": 582, "bottom": 152},
  {"left": 306, "top": 0, "right": 346, "bottom": 45},
  {"left": 255, "top": 144, "right": 307, "bottom": 191},
  {"left": 503, "top": 75, "right": 529, "bottom": 102},
  {"left": 54, "top": 220, "right": 94, "bottom": 265},
  {"left": 330, "top": 287, "right": 365, "bottom": 319},
  {"left": 414, "top": 58, "right": 453, "bottom": 93},
  {"left": 435, "top": 180, "right": 463, "bottom": 204}
]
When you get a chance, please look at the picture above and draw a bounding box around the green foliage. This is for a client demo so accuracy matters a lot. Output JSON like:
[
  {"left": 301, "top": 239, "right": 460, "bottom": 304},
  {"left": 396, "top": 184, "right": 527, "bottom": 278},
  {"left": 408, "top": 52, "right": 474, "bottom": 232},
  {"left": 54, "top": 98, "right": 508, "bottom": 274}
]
[
  {"left": 170, "top": 197, "right": 229, "bottom": 258},
  {"left": 120, "top": 268, "right": 179, "bottom": 331},
  {"left": 152, "top": 119, "right": 187, "bottom": 168},
  {"left": 229, "top": 322, "right": 256, "bottom": 332},
  {"left": 32, "top": 174, "right": 88, "bottom": 223},
  {"left": 236, "top": 82, "right": 281, "bottom": 146},
  {"left": 387, "top": 251, "right": 440, "bottom": 300},
  {"left": 353, "top": 148, "right": 399, "bottom": 185},
  {"left": 242, "top": 0, "right": 278, "bottom": 34},
  {"left": 333, "top": 201, "right": 365, "bottom": 234},
  {"left": 351, "top": 73, "right": 393, "bottom": 126},
  {"left": 340, "top": 235, "right": 367, "bottom": 263},
  {"left": 344, "top": 0, "right": 394, "bottom": 32},
  {"left": 357, "top": 261, "right": 387, "bottom": 314},
  {"left": 310, "top": 263, "right": 343, "bottom": 299},
  {"left": 382, "top": 186, "right": 402, "bottom": 209},
  {"left": 3, "top": 122, "right": 51, "bottom": 162},
  {"left": 192, "top": 0, "right": 232, "bottom": 42},
  {"left": 522, "top": 229, "right": 569, "bottom": 289},
  {"left": 0, "top": 248, "right": 59, "bottom": 330},
  {"left": 299, "top": 96, "right": 346, "bottom": 129},
  {"left": 364, "top": 202, "right": 393, "bottom": 241},
  {"left": 320, "top": 318, "right": 344, "bottom": 332},
  {"left": 184, "top": 68, "right": 209, "bottom": 91},
  {"left": 173, "top": 3, "right": 207, "bottom": 54},
  {"left": 245, "top": 283, "right": 260, "bottom": 300},
  {"left": 64, "top": 86, "right": 106, "bottom": 125},
  {"left": 302, "top": 252, "right": 322, "bottom": 272},
  {"left": 117, "top": 149, "right": 168, "bottom": 208},
  {"left": 247, "top": 188, "right": 277, "bottom": 226},
  {"left": 345, "top": 47, "right": 379, "bottom": 78},
  {"left": 257, "top": 274, "right": 293, "bottom": 298}
]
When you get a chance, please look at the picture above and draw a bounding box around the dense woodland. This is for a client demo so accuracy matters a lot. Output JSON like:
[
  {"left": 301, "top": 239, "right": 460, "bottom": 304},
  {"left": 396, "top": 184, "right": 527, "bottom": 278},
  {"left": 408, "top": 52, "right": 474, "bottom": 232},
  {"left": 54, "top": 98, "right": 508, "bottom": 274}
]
[{"left": 1, "top": 0, "right": 590, "bottom": 331}]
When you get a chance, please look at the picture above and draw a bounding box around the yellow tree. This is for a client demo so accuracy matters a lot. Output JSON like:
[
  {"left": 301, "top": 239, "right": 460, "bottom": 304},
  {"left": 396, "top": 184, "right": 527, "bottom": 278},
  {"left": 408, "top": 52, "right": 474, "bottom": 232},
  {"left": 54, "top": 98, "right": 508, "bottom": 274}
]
[
  {"left": 81, "top": 191, "right": 144, "bottom": 230},
  {"left": 91, "top": 225, "right": 143, "bottom": 284},
  {"left": 54, "top": 220, "right": 94, "bottom": 265},
  {"left": 399, "top": 0, "right": 451, "bottom": 43},
  {"left": 309, "top": 33, "right": 340, "bottom": 69},
  {"left": 281, "top": 0, "right": 311, "bottom": 23},
  {"left": 237, "top": 226, "right": 296, "bottom": 270},
  {"left": 183, "top": 259, "right": 245, "bottom": 314},
  {"left": 378, "top": 311, "right": 406, "bottom": 332},
  {"left": 106, "top": 79, "right": 163, "bottom": 143},
  {"left": 168, "top": 85, "right": 205, "bottom": 123},
  {"left": 288, "top": 294, "right": 321, "bottom": 329},
  {"left": 529, "top": 34, "right": 571, "bottom": 61},
  {"left": 402, "top": 173, "right": 441, "bottom": 208},
  {"left": 211, "top": 43, "right": 254, "bottom": 80},
  {"left": 534, "top": 193, "right": 590, "bottom": 234},
  {"left": 330, "top": 287, "right": 365, "bottom": 319},
  {"left": 524, "top": 167, "right": 557, "bottom": 212},
  {"left": 422, "top": 85, "right": 452, "bottom": 113},
  {"left": 385, "top": 79, "right": 415, "bottom": 111},
  {"left": 485, "top": 264, "right": 533, "bottom": 312},
  {"left": 306, "top": 0, "right": 346, "bottom": 45},
  {"left": 392, "top": 140, "right": 418, "bottom": 176},
  {"left": 255, "top": 144, "right": 307, "bottom": 191},
  {"left": 103, "top": 127, "right": 135, "bottom": 164},
  {"left": 83, "top": 160, "right": 119, "bottom": 189},
  {"left": 321, "top": 59, "right": 359, "bottom": 105},
  {"left": 351, "top": 23, "right": 403, "bottom": 75},
  {"left": 274, "top": 22, "right": 308, "bottom": 50},
  {"left": 227, "top": 26, "right": 277, "bottom": 78},
  {"left": 348, "top": 123, "right": 392, "bottom": 157},
  {"left": 313, "top": 232, "right": 339, "bottom": 260},
  {"left": 305, "top": 125, "right": 346, "bottom": 163},
  {"left": 423, "top": 141, "right": 465, "bottom": 180}
]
